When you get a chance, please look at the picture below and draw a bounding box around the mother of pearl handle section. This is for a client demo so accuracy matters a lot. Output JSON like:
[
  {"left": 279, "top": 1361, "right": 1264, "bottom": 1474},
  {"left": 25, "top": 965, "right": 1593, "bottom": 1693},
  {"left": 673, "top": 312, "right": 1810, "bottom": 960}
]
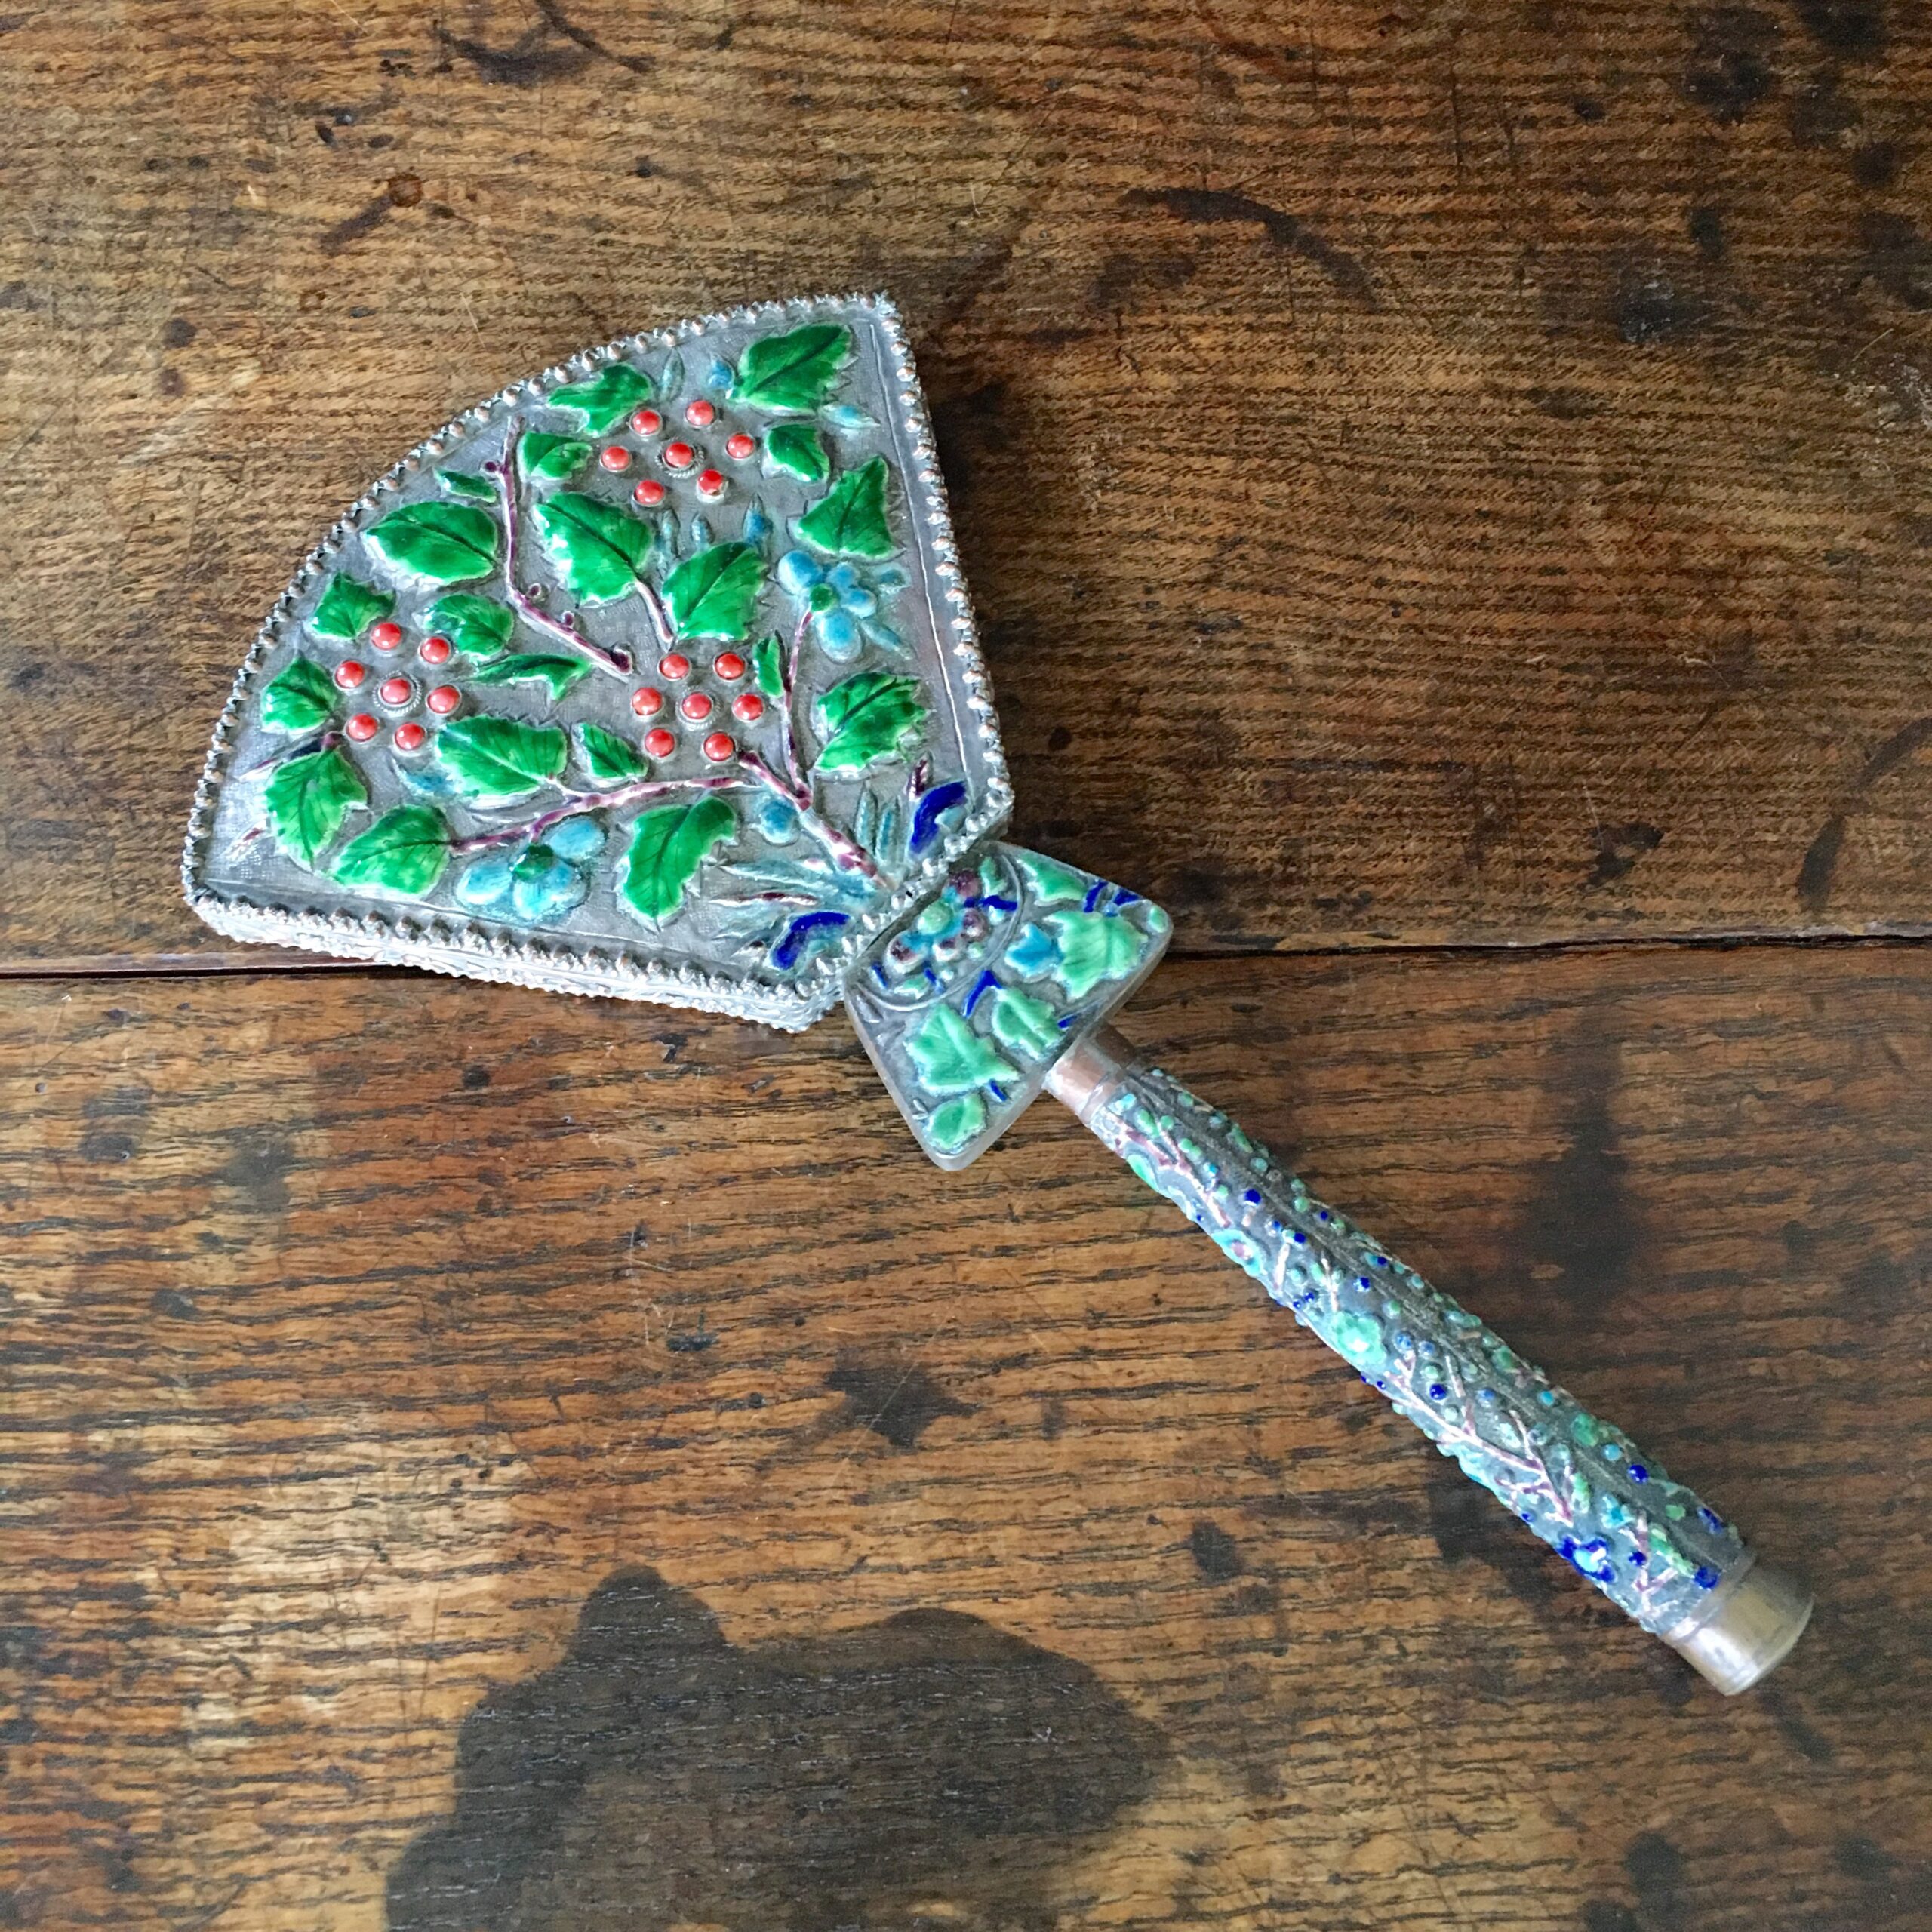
[{"left": 1046, "top": 1027, "right": 1813, "bottom": 1694}]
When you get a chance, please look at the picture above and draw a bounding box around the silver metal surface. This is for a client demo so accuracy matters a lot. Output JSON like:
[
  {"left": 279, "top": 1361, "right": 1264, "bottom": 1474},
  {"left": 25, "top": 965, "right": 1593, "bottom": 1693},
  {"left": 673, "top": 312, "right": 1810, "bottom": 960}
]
[
  {"left": 1049, "top": 1026, "right": 1805, "bottom": 1681},
  {"left": 183, "top": 292, "right": 1010, "bottom": 1030},
  {"left": 180, "top": 300, "right": 1813, "bottom": 1687},
  {"left": 1663, "top": 1554, "right": 1814, "bottom": 1694},
  {"left": 847, "top": 848, "right": 1169, "bottom": 1168}
]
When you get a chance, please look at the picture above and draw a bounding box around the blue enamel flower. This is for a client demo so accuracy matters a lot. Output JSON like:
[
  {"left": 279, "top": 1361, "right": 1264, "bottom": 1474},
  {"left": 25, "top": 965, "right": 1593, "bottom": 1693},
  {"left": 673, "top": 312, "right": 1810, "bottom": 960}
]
[
  {"left": 454, "top": 814, "right": 605, "bottom": 925},
  {"left": 775, "top": 549, "right": 907, "bottom": 662}
]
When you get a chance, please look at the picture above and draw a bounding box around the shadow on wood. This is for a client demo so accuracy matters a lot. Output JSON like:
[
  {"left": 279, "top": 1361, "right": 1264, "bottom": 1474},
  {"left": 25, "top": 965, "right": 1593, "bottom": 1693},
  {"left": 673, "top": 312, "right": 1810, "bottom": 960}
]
[{"left": 388, "top": 1565, "right": 1167, "bottom": 1932}]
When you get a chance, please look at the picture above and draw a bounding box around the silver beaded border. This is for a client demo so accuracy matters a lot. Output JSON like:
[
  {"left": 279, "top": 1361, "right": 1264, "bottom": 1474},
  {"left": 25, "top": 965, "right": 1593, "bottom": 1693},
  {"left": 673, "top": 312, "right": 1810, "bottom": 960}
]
[{"left": 180, "top": 291, "right": 1013, "bottom": 1032}]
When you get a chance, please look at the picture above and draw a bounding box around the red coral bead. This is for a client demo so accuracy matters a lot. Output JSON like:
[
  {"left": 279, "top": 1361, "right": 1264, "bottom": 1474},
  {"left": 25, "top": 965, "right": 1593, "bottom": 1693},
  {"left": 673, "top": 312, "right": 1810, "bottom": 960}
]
[
  {"left": 685, "top": 398, "right": 716, "bottom": 428},
  {"left": 658, "top": 652, "right": 690, "bottom": 681},
  {"left": 632, "top": 686, "right": 664, "bottom": 717},
  {"left": 393, "top": 721, "right": 428, "bottom": 752},
  {"left": 696, "top": 468, "right": 727, "bottom": 500},
  {"left": 724, "top": 432, "right": 755, "bottom": 460},
  {"left": 702, "top": 731, "right": 737, "bottom": 762},
  {"left": 712, "top": 651, "right": 746, "bottom": 681},
  {"left": 680, "top": 691, "right": 713, "bottom": 723},
  {"left": 599, "top": 443, "right": 630, "bottom": 472},
  {"left": 344, "top": 712, "right": 379, "bottom": 743},
  {"left": 633, "top": 478, "right": 666, "bottom": 507},
  {"left": 643, "top": 727, "right": 676, "bottom": 758},
  {"left": 334, "top": 660, "right": 368, "bottom": 689},
  {"left": 370, "top": 621, "right": 404, "bottom": 653},
  {"left": 420, "top": 635, "right": 453, "bottom": 666},
  {"left": 662, "top": 441, "right": 696, "bottom": 471},
  {"left": 630, "top": 407, "right": 663, "bottom": 437},
  {"left": 731, "top": 691, "right": 764, "bottom": 724},
  {"left": 378, "top": 675, "right": 414, "bottom": 708},
  {"left": 426, "top": 684, "right": 460, "bottom": 716}
]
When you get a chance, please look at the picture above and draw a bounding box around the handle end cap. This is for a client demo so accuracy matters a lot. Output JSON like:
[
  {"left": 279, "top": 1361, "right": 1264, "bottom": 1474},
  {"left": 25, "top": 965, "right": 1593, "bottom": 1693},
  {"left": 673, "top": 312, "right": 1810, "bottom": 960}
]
[{"left": 1667, "top": 1557, "right": 1813, "bottom": 1694}]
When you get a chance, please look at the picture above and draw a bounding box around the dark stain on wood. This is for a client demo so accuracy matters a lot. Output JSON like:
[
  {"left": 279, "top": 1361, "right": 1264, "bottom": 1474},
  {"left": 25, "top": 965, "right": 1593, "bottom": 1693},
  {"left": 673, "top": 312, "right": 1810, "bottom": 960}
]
[
  {"left": 1625, "top": 1831, "right": 1689, "bottom": 1932},
  {"left": 1194, "top": 1, "right": 1308, "bottom": 89},
  {"left": 824, "top": 1358, "right": 974, "bottom": 1448},
  {"left": 1587, "top": 820, "right": 1666, "bottom": 887},
  {"left": 436, "top": 20, "right": 593, "bottom": 88},
  {"left": 386, "top": 1565, "right": 1166, "bottom": 1931},
  {"left": 218, "top": 1131, "right": 293, "bottom": 1215},
  {"left": 1521, "top": 1009, "right": 1638, "bottom": 1307},
  {"left": 1124, "top": 187, "right": 1375, "bottom": 303},
  {"left": 1088, "top": 246, "right": 1200, "bottom": 314},
  {"left": 1858, "top": 211, "right": 1932, "bottom": 308},
  {"left": 1839, "top": 1247, "right": 1921, "bottom": 1320},
  {"left": 1829, "top": 1830, "right": 1932, "bottom": 1918},
  {"left": 1796, "top": 715, "right": 1932, "bottom": 911},
  {"left": 1797, "top": 813, "right": 1850, "bottom": 913},
  {"left": 1611, "top": 269, "right": 1700, "bottom": 344},
  {"left": 1838, "top": 1834, "right": 1894, "bottom": 1881},
  {"left": 1850, "top": 136, "right": 1904, "bottom": 189},
  {"left": 1681, "top": 7, "right": 1780, "bottom": 122},
  {"left": 1583, "top": 1902, "right": 1642, "bottom": 1932},
  {"left": 1761, "top": 1683, "right": 1837, "bottom": 1762},
  {"left": 318, "top": 173, "right": 424, "bottom": 255},
  {"left": 1789, "top": 68, "right": 1863, "bottom": 144},
  {"left": 532, "top": 0, "right": 654, "bottom": 76},
  {"left": 1187, "top": 1520, "right": 1244, "bottom": 1581},
  {"left": 1688, "top": 205, "right": 1727, "bottom": 260},
  {"left": 1792, "top": 0, "right": 1889, "bottom": 59},
  {"left": 664, "top": 1313, "right": 716, "bottom": 1353}
]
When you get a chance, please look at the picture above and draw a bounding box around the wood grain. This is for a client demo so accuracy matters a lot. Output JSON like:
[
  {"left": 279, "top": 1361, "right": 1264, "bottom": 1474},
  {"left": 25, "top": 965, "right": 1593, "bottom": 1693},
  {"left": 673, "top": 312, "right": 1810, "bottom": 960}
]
[
  {"left": 4, "top": 0, "right": 1932, "bottom": 968},
  {"left": 2, "top": 946, "right": 1927, "bottom": 1930}
]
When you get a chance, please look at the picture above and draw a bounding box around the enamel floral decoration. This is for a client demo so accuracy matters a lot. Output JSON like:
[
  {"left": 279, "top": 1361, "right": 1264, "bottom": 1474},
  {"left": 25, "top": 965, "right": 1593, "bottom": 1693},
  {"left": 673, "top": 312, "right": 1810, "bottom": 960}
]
[{"left": 184, "top": 294, "right": 1008, "bottom": 1029}]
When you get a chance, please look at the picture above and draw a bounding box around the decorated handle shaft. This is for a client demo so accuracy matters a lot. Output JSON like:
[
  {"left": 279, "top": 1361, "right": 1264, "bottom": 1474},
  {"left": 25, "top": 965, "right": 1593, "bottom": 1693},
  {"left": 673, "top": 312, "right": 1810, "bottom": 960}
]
[{"left": 1046, "top": 1027, "right": 1811, "bottom": 1692}]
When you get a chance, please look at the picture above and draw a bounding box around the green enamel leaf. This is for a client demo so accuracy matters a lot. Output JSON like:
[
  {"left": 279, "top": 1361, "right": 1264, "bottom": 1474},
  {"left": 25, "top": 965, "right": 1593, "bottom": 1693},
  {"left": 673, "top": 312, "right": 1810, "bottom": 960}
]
[
  {"left": 469, "top": 653, "right": 593, "bottom": 700},
  {"left": 548, "top": 361, "right": 653, "bottom": 434},
  {"left": 795, "top": 455, "right": 895, "bottom": 560},
  {"left": 988, "top": 986, "right": 1062, "bottom": 1062},
  {"left": 764, "top": 420, "right": 829, "bottom": 483},
  {"left": 309, "top": 573, "right": 394, "bottom": 641},
  {"left": 260, "top": 656, "right": 339, "bottom": 733},
  {"left": 1041, "top": 909, "right": 1147, "bottom": 998},
  {"left": 927, "top": 1091, "right": 989, "bottom": 1156},
  {"left": 520, "top": 432, "right": 593, "bottom": 485},
  {"left": 752, "top": 632, "right": 784, "bottom": 697},
  {"left": 333, "top": 805, "right": 451, "bottom": 898},
  {"left": 366, "top": 500, "right": 500, "bottom": 585},
  {"left": 1011, "top": 849, "right": 1089, "bottom": 909},
  {"left": 533, "top": 492, "right": 653, "bottom": 605},
  {"left": 729, "top": 321, "right": 853, "bottom": 413},
  {"left": 577, "top": 722, "right": 647, "bottom": 784},
  {"left": 435, "top": 715, "right": 568, "bottom": 803},
  {"left": 906, "top": 1005, "right": 1019, "bottom": 1097},
  {"left": 811, "top": 671, "right": 928, "bottom": 775},
  {"left": 1330, "top": 1311, "right": 1385, "bottom": 1370},
  {"left": 264, "top": 747, "right": 365, "bottom": 868},
  {"left": 620, "top": 793, "right": 736, "bottom": 924},
  {"left": 663, "top": 541, "right": 763, "bottom": 641},
  {"left": 439, "top": 469, "right": 497, "bottom": 503},
  {"left": 422, "top": 592, "right": 514, "bottom": 659}
]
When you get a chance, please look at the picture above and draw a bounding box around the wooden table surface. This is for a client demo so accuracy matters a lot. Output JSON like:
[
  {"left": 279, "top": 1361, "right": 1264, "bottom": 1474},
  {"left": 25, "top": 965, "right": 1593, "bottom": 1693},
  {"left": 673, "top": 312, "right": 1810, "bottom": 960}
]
[{"left": 3, "top": 3, "right": 1930, "bottom": 1928}]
